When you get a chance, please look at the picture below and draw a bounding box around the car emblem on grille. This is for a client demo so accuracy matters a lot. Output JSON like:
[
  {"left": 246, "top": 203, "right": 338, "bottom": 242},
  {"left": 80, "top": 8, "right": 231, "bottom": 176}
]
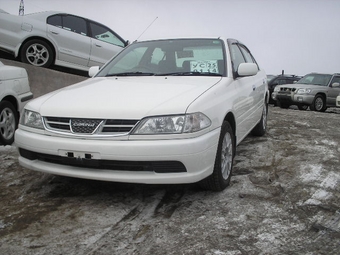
[{"left": 71, "top": 119, "right": 102, "bottom": 134}]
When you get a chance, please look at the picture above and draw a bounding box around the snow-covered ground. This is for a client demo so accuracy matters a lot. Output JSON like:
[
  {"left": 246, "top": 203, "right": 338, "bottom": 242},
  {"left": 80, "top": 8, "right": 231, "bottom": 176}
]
[{"left": 0, "top": 106, "right": 339, "bottom": 254}]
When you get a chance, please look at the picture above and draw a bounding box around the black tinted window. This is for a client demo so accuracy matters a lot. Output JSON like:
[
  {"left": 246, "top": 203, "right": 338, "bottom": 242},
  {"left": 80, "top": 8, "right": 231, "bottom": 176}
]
[
  {"left": 47, "top": 15, "right": 62, "bottom": 27},
  {"left": 63, "top": 15, "right": 87, "bottom": 36}
]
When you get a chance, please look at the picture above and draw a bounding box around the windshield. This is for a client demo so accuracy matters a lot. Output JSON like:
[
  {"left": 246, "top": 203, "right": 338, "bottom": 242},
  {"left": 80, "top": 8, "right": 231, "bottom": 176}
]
[
  {"left": 96, "top": 39, "right": 226, "bottom": 77},
  {"left": 297, "top": 73, "right": 332, "bottom": 86}
]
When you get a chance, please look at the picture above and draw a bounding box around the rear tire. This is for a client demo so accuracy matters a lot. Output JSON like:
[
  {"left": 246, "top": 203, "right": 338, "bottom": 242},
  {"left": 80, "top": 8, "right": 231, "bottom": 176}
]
[
  {"left": 251, "top": 102, "right": 268, "bottom": 136},
  {"left": 199, "top": 121, "right": 235, "bottom": 191},
  {"left": 20, "top": 39, "right": 54, "bottom": 67}
]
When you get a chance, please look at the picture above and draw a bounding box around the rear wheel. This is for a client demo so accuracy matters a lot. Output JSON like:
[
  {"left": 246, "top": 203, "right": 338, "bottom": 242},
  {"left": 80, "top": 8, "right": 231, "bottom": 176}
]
[
  {"left": 0, "top": 101, "right": 18, "bottom": 145},
  {"left": 20, "top": 39, "right": 54, "bottom": 67},
  {"left": 251, "top": 102, "right": 268, "bottom": 136},
  {"left": 310, "top": 95, "right": 326, "bottom": 112},
  {"left": 200, "top": 121, "right": 235, "bottom": 191}
]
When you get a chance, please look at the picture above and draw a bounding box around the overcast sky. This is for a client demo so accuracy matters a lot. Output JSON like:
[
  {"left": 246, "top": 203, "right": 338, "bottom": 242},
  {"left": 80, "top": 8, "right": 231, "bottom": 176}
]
[{"left": 1, "top": 0, "right": 339, "bottom": 75}]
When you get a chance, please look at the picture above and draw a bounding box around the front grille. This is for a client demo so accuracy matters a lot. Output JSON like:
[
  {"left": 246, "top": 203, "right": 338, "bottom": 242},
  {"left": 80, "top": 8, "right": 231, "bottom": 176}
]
[
  {"left": 44, "top": 117, "right": 139, "bottom": 135},
  {"left": 19, "top": 148, "right": 187, "bottom": 173},
  {"left": 278, "top": 87, "right": 297, "bottom": 94}
]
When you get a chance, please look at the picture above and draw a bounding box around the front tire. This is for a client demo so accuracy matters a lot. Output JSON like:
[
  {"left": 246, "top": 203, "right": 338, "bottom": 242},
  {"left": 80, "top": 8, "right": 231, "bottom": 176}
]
[
  {"left": 20, "top": 39, "right": 54, "bottom": 67},
  {"left": 0, "top": 101, "right": 18, "bottom": 145},
  {"left": 200, "top": 121, "right": 235, "bottom": 191},
  {"left": 310, "top": 95, "right": 326, "bottom": 112}
]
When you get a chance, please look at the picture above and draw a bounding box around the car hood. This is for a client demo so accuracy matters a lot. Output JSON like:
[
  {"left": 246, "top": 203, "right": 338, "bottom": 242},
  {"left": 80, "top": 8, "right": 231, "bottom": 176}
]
[{"left": 28, "top": 76, "right": 222, "bottom": 119}]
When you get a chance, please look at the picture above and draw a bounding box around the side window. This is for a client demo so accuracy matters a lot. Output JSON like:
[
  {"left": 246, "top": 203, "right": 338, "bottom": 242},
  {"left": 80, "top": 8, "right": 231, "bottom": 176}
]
[
  {"left": 90, "top": 22, "right": 125, "bottom": 47},
  {"left": 230, "top": 44, "right": 245, "bottom": 72},
  {"left": 47, "top": 15, "right": 62, "bottom": 28},
  {"left": 239, "top": 45, "right": 254, "bottom": 64},
  {"left": 62, "top": 15, "right": 87, "bottom": 36},
  {"left": 330, "top": 76, "right": 340, "bottom": 86}
]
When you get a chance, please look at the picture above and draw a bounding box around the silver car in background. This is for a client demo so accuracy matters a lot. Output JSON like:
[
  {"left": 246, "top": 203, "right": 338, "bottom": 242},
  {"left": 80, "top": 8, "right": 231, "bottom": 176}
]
[{"left": 0, "top": 9, "right": 127, "bottom": 71}]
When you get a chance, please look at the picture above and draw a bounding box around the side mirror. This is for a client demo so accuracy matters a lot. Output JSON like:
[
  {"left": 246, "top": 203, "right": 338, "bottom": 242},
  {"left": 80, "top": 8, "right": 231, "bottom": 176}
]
[
  {"left": 237, "top": 63, "right": 258, "bottom": 77},
  {"left": 332, "top": 82, "right": 340, "bottom": 88},
  {"left": 89, "top": 66, "right": 100, "bottom": 77}
]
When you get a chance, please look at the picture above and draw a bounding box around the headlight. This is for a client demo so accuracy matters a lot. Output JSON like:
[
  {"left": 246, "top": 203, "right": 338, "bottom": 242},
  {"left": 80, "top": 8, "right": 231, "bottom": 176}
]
[
  {"left": 132, "top": 112, "right": 211, "bottom": 134},
  {"left": 21, "top": 109, "right": 44, "bottom": 129},
  {"left": 274, "top": 86, "right": 280, "bottom": 92},
  {"left": 297, "top": 88, "right": 312, "bottom": 94}
]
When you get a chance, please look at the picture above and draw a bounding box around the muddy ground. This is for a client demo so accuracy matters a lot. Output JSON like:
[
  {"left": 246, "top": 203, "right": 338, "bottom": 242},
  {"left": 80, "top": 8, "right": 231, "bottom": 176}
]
[{"left": 1, "top": 105, "right": 340, "bottom": 255}]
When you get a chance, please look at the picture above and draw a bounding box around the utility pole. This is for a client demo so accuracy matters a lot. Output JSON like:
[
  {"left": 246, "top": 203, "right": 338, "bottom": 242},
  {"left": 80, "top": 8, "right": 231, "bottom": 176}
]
[{"left": 19, "top": 0, "right": 24, "bottom": 16}]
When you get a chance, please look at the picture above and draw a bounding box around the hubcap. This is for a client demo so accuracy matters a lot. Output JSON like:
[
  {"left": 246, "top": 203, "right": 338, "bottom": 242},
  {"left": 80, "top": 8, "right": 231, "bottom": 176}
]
[
  {"left": 26, "top": 43, "right": 49, "bottom": 66},
  {"left": 0, "top": 107, "right": 15, "bottom": 140},
  {"left": 221, "top": 132, "right": 233, "bottom": 179}
]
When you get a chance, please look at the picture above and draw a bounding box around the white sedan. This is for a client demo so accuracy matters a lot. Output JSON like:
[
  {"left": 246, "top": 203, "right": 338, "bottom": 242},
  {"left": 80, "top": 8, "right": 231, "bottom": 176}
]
[
  {"left": 15, "top": 37, "right": 268, "bottom": 191},
  {"left": 0, "top": 61, "right": 33, "bottom": 145},
  {"left": 0, "top": 9, "right": 127, "bottom": 71}
]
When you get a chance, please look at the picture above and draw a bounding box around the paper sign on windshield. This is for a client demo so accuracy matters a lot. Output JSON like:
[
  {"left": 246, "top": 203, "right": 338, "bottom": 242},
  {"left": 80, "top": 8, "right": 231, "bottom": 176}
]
[{"left": 190, "top": 60, "right": 219, "bottom": 73}]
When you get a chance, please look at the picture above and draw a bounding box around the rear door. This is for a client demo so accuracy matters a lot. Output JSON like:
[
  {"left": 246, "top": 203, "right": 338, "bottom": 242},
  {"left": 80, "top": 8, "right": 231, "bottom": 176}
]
[
  {"left": 47, "top": 14, "right": 91, "bottom": 67},
  {"left": 87, "top": 22, "right": 125, "bottom": 67}
]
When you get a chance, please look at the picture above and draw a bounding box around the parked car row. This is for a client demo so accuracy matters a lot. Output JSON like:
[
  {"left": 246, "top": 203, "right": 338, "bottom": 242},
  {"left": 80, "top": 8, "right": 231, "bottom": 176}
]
[
  {"left": 272, "top": 73, "right": 340, "bottom": 112},
  {"left": 0, "top": 9, "right": 128, "bottom": 71},
  {"left": 267, "top": 74, "right": 302, "bottom": 105}
]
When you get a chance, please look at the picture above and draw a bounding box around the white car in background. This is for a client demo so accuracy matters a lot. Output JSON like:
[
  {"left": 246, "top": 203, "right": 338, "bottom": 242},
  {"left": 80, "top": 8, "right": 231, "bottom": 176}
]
[
  {"left": 15, "top": 37, "right": 268, "bottom": 191},
  {"left": 0, "top": 9, "right": 127, "bottom": 71},
  {"left": 0, "top": 61, "right": 33, "bottom": 145}
]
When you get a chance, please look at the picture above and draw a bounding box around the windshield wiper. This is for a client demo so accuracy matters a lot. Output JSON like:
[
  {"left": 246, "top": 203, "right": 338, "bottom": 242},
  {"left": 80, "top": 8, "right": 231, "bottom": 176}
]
[
  {"left": 106, "top": 72, "right": 155, "bottom": 77},
  {"left": 157, "top": 72, "right": 222, "bottom": 77}
]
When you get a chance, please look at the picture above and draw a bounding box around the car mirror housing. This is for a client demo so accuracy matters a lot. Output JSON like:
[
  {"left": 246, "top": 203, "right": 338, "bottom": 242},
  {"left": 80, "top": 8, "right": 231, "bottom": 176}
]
[
  {"left": 332, "top": 82, "right": 340, "bottom": 88},
  {"left": 89, "top": 66, "right": 100, "bottom": 77},
  {"left": 237, "top": 63, "right": 258, "bottom": 77}
]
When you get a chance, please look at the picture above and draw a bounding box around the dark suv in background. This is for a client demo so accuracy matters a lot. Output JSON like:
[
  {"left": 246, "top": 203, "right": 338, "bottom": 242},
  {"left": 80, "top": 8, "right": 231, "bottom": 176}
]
[{"left": 267, "top": 74, "right": 302, "bottom": 104}]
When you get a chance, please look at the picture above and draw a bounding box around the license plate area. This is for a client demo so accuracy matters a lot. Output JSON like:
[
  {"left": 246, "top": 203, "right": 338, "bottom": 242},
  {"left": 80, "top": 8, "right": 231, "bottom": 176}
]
[{"left": 58, "top": 150, "right": 100, "bottom": 160}]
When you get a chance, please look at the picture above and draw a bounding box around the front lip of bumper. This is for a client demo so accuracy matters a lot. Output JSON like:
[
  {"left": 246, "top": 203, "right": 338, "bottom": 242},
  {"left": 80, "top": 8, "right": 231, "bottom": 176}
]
[{"left": 15, "top": 127, "right": 220, "bottom": 184}]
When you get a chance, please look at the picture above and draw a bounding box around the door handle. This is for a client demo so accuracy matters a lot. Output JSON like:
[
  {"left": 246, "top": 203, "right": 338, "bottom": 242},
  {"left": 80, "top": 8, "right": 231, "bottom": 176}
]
[{"left": 50, "top": 30, "right": 59, "bottom": 35}]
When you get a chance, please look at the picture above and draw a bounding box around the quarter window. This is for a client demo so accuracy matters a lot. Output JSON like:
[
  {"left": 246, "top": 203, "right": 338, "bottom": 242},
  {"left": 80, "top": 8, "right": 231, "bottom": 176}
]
[{"left": 90, "top": 22, "right": 125, "bottom": 47}]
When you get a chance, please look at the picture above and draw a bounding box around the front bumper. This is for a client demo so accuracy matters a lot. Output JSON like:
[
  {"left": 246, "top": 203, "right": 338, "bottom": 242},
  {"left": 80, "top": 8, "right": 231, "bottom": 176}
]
[
  {"left": 15, "top": 128, "right": 220, "bottom": 184},
  {"left": 273, "top": 92, "right": 314, "bottom": 105}
]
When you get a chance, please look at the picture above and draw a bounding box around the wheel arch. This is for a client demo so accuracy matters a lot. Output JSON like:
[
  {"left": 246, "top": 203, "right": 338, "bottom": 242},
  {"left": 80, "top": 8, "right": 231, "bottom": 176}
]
[
  {"left": 19, "top": 36, "right": 56, "bottom": 62},
  {"left": 1, "top": 96, "right": 19, "bottom": 113}
]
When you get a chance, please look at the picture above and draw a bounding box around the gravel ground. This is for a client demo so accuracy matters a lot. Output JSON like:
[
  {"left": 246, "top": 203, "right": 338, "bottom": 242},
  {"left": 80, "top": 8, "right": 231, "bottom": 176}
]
[{"left": 0, "top": 106, "right": 339, "bottom": 255}]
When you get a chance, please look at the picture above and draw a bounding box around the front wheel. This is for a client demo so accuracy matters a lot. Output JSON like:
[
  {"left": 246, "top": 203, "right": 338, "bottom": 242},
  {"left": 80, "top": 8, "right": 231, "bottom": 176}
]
[
  {"left": 20, "top": 39, "right": 54, "bottom": 67},
  {"left": 199, "top": 121, "right": 235, "bottom": 191},
  {"left": 310, "top": 95, "right": 326, "bottom": 112},
  {"left": 0, "top": 101, "right": 18, "bottom": 145}
]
